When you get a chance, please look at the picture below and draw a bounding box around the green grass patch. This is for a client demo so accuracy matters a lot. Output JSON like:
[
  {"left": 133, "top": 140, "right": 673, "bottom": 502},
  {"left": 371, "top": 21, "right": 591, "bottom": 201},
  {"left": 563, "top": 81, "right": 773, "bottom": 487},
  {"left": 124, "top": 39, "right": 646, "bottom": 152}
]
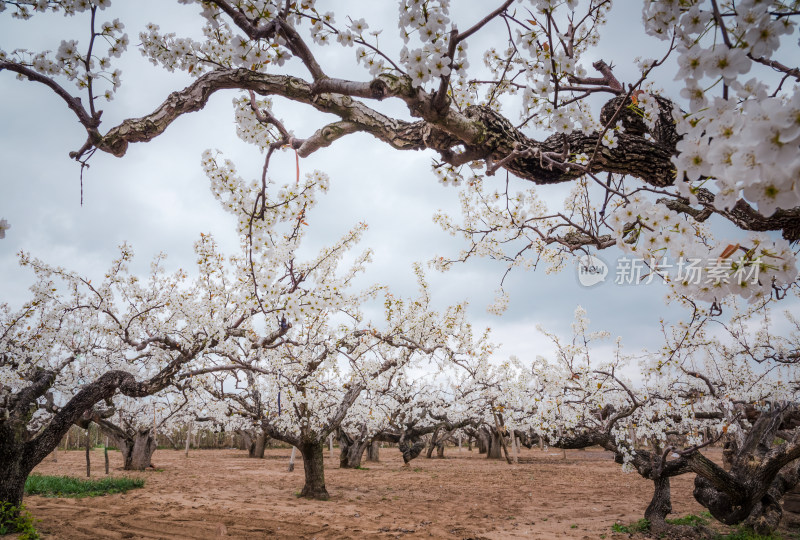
[
  {"left": 24, "top": 474, "right": 144, "bottom": 498},
  {"left": 0, "top": 502, "right": 40, "bottom": 539},
  {"left": 612, "top": 518, "right": 650, "bottom": 534},
  {"left": 667, "top": 512, "right": 711, "bottom": 527}
]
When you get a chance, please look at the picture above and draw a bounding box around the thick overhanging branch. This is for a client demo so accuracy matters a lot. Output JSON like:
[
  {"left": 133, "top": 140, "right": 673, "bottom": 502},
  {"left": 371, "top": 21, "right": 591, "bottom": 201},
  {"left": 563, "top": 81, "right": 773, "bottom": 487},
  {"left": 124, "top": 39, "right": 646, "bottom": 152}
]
[
  {"left": 84, "top": 68, "right": 678, "bottom": 188},
  {"left": 460, "top": 104, "right": 676, "bottom": 187},
  {"left": 695, "top": 189, "right": 800, "bottom": 243},
  {"left": 22, "top": 365, "right": 191, "bottom": 465},
  {"left": 5, "top": 4, "right": 799, "bottom": 241},
  {"left": 19, "top": 58, "right": 798, "bottom": 237},
  {"left": 96, "top": 69, "right": 442, "bottom": 158},
  {"left": 660, "top": 189, "right": 800, "bottom": 242}
]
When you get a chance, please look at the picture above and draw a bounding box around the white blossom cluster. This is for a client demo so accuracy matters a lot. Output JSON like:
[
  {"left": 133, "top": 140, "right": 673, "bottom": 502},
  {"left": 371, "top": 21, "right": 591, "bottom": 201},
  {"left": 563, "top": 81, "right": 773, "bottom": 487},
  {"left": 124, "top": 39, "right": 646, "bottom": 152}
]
[
  {"left": 609, "top": 196, "right": 798, "bottom": 302},
  {"left": 0, "top": 0, "right": 110, "bottom": 19},
  {"left": 644, "top": 0, "right": 800, "bottom": 216},
  {"left": 512, "top": 0, "right": 610, "bottom": 132},
  {"left": 139, "top": 19, "right": 289, "bottom": 75},
  {"left": 2, "top": 242, "right": 215, "bottom": 434},
  {"left": 395, "top": 0, "right": 468, "bottom": 88},
  {"left": 0, "top": 3, "right": 126, "bottom": 100},
  {"left": 3, "top": 2, "right": 800, "bottom": 490},
  {"left": 432, "top": 172, "right": 571, "bottom": 298}
]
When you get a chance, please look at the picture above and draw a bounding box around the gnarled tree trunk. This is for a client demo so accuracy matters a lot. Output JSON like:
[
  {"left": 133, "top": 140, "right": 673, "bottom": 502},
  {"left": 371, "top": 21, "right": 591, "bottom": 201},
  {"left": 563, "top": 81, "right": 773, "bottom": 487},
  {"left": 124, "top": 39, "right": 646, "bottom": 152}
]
[
  {"left": 689, "top": 406, "right": 800, "bottom": 534},
  {"left": 425, "top": 426, "right": 441, "bottom": 459},
  {"left": 116, "top": 428, "right": 157, "bottom": 471},
  {"left": 1, "top": 370, "right": 161, "bottom": 510},
  {"left": 250, "top": 431, "right": 267, "bottom": 458},
  {"left": 487, "top": 428, "right": 503, "bottom": 460},
  {"left": 645, "top": 476, "right": 673, "bottom": 535},
  {"left": 476, "top": 428, "right": 489, "bottom": 455},
  {"left": 338, "top": 428, "right": 370, "bottom": 469},
  {"left": 398, "top": 437, "right": 425, "bottom": 465},
  {"left": 0, "top": 437, "right": 31, "bottom": 511},
  {"left": 299, "top": 441, "right": 329, "bottom": 500}
]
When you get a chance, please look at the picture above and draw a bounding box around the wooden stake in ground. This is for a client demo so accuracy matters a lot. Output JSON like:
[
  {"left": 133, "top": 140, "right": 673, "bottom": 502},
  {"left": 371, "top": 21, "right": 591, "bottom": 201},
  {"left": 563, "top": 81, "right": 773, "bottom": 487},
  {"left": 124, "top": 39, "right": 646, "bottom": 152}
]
[
  {"left": 85, "top": 428, "right": 91, "bottom": 477},
  {"left": 458, "top": 435, "right": 462, "bottom": 452},
  {"left": 105, "top": 444, "right": 110, "bottom": 475},
  {"left": 288, "top": 447, "right": 297, "bottom": 472},
  {"left": 512, "top": 435, "right": 519, "bottom": 464},
  {"left": 153, "top": 403, "right": 157, "bottom": 445},
  {"left": 557, "top": 426, "right": 566, "bottom": 460},
  {"left": 328, "top": 433, "right": 334, "bottom": 458},
  {"left": 185, "top": 421, "right": 192, "bottom": 458}
]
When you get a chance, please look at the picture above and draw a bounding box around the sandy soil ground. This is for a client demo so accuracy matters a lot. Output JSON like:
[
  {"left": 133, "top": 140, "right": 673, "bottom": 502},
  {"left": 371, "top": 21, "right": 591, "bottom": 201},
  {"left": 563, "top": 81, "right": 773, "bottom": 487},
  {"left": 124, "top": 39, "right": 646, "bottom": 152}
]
[{"left": 20, "top": 445, "right": 754, "bottom": 539}]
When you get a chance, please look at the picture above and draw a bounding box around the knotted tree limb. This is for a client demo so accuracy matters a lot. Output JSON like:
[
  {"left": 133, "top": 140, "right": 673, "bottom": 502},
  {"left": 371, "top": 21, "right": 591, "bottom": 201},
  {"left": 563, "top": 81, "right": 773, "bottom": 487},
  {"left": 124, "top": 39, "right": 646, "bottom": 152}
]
[{"left": 3, "top": 55, "right": 798, "bottom": 240}]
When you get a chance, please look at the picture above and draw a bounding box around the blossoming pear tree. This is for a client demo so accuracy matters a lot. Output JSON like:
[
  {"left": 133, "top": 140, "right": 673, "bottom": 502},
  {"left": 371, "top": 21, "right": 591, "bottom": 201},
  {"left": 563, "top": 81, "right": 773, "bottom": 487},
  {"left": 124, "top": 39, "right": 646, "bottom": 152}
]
[
  {"left": 339, "top": 370, "right": 480, "bottom": 467},
  {"left": 1, "top": 134, "right": 367, "bottom": 510},
  {"left": 194, "top": 265, "right": 487, "bottom": 499},
  {"left": 84, "top": 391, "right": 199, "bottom": 470},
  {"left": 0, "top": 243, "right": 271, "bottom": 509},
  {"left": 490, "top": 303, "right": 799, "bottom": 535},
  {"left": 1, "top": 0, "right": 798, "bottom": 304}
]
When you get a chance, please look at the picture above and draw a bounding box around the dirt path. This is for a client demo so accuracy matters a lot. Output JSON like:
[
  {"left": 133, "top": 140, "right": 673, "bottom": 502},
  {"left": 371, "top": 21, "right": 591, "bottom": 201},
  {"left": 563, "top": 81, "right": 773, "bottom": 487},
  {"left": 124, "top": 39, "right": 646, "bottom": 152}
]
[{"left": 27, "top": 446, "right": 710, "bottom": 539}]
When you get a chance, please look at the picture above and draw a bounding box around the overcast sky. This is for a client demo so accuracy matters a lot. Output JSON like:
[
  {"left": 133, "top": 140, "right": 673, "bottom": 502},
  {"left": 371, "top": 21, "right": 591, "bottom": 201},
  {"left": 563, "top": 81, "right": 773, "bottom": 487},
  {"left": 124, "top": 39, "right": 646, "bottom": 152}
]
[{"left": 1, "top": 1, "right": 795, "bottom": 368}]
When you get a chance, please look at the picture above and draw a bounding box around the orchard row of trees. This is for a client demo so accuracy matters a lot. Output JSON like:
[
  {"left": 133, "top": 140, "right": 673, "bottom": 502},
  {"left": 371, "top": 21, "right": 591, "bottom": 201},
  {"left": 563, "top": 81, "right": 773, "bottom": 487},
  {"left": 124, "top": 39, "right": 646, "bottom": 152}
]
[
  {"left": 3, "top": 240, "right": 798, "bottom": 535},
  {"left": 1, "top": 0, "right": 799, "bottom": 537}
]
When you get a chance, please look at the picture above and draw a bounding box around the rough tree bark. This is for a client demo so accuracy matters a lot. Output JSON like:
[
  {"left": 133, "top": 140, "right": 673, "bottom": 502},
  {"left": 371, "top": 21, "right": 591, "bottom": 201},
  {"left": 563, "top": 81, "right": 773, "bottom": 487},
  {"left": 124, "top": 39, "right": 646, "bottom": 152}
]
[
  {"left": 108, "top": 427, "right": 157, "bottom": 471},
  {"left": 338, "top": 428, "right": 371, "bottom": 469},
  {"left": 425, "top": 425, "right": 442, "bottom": 459},
  {"left": 475, "top": 429, "right": 487, "bottom": 454},
  {"left": 645, "top": 476, "right": 673, "bottom": 535},
  {"left": 298, "top": 441, "right": 329, "bottom": 500},
  {"left": 0, "top": 450, "right": 28, "bottom": 511},
  {"left": 690, "top": 406, "right": 800, "bottom": 534},
  {"left": 486, "top": 428, "right": 503, "bottom": 460},
  {"left": 367, "top": 441, "right": 380, "bottom": 462},
  {"left": 250, "top": 431, "right": 267, "bottom": 459}
]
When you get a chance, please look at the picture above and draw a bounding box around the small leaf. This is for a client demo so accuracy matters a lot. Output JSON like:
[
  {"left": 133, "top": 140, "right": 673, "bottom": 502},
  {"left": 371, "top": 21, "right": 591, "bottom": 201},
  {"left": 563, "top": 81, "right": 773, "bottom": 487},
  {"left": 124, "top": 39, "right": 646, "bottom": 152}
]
[{"left": 718, "top": 243, "right": 739, "bottom": 261}]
